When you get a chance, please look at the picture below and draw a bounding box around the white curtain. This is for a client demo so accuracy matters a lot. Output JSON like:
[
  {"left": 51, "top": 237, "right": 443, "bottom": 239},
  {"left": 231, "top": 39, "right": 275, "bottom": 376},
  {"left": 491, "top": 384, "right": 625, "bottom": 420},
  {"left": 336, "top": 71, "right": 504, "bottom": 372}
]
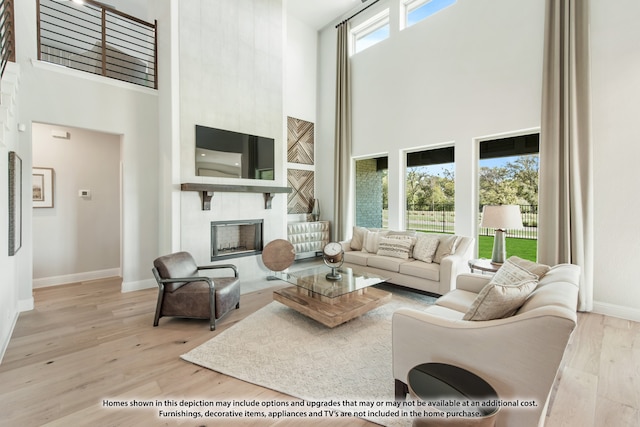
[
  {"left": 333, "top": 22, "right": 353, "bottom": 241},
  {"left": 538, "top": 0, "right": 593, "bottom": 311}
]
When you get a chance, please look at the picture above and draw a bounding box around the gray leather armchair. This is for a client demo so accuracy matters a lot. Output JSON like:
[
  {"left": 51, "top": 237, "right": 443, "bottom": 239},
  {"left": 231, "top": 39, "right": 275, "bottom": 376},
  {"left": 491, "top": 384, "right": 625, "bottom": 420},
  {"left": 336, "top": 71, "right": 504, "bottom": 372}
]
[{"left": 152, "top": 251, "right": 240, "bottom": 330}]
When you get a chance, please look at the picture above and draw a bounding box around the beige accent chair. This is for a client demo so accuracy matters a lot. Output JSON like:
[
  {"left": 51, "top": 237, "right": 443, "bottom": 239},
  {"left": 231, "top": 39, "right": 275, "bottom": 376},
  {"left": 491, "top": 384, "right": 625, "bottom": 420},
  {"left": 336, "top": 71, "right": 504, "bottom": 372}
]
[
  {"left": 393, "top": 263, "right": 580, "bottom": 427},
  {"left": 152, "top": 251, "right": 240, "bottom": 330}
]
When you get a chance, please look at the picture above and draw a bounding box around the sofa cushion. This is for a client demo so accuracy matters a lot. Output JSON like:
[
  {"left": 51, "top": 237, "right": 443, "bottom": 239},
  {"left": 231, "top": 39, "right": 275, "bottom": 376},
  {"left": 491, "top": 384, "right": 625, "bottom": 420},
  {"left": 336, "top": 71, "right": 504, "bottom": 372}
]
[
  {"left": 377, "top": 236, "right": 413, "bottom": 260},
  {"left": 490, "top": 257, "right": 538, "bottom": 286},
  {"left": 463, "top": 279, "right": 538, "bottom": 321},
  {"left": 399, "top": 260, "right": 440, "bottom": 282},
  {"left": 362, "top": 230, "right": 389, "bottom": 253},
  {"left": 367, "top": 255, "right": 407, "bottom": 273},
  {"left": 435, "top": 289, "right": 478, "bottom": 313},
  {"left": 424, "top": 304, "right": 466, "bottom": 321},
  {"left": 508, "top": 256, "right": 551, "bottom": 279},
  {"left": 350, "top": 226, "right": 368, "bottom": 251},
  {"left": 413, "top": 234, "right": 441, "bottom": 263},
  {"left": 433, "top": 235, "right": 459, "bottom": 264},
  {"left": 344, "top": 250, "right": 372, "bottom": 266}
]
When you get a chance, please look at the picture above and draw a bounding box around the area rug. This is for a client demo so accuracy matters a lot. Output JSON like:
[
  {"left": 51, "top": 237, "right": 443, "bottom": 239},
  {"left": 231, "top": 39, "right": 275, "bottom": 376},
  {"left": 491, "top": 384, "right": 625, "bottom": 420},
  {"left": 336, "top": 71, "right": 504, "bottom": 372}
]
[{"left": 181, "top": 284, "right": 436, "bottom": 426}]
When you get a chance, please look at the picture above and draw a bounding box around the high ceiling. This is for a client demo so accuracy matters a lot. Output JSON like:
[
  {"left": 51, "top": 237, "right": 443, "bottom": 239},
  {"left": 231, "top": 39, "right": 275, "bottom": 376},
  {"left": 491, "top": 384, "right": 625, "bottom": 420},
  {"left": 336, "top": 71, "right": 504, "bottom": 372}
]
[{"left": 287, "top": 0, "right": 368, "bottom": 30}]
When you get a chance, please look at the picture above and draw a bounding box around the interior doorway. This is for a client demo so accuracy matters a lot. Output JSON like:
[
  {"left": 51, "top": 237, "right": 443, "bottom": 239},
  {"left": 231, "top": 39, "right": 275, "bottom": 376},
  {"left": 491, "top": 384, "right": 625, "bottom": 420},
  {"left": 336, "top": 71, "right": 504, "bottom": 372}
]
[{"left": 31, "top": 123, "right": 122, "bottom": 287}]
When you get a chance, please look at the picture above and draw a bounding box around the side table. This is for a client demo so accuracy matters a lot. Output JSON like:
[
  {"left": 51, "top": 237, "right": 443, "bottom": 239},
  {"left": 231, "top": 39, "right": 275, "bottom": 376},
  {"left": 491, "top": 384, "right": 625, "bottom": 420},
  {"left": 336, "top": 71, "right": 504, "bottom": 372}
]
[
  {"left": 468, "top": 258, "right": 501, "bottom": 274},
  {"left": 408, "top": 363, "right": 499, "bottom": 426}
]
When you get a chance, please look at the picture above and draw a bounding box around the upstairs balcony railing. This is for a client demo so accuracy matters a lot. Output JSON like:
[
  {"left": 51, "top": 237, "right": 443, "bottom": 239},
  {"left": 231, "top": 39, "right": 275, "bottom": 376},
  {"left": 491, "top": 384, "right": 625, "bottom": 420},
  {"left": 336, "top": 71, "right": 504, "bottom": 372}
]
[
  {"left": 0, "top": 0, "right": 15, "bottom": 78},
  {"left": 37, "top": 0, "right": 157, "bottom": 89}
]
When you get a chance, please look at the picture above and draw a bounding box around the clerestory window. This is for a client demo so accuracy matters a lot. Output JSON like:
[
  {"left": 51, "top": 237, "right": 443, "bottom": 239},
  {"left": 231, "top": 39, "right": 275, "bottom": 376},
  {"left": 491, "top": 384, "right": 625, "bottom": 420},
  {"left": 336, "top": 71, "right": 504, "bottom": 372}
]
[
  {"left": 402, "top": 0, "right": 457, "bottom": 30},
  {"left": 351, "top": 9, "right": 390, "bottom": 55}
]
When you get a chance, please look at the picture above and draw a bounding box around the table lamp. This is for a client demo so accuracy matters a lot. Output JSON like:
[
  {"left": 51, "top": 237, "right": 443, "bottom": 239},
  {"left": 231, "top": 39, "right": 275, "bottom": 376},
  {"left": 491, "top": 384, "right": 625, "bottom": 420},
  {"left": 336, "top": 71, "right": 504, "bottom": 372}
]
[{"left": 480, "top": 205, "right": 523, "bottom": 265}]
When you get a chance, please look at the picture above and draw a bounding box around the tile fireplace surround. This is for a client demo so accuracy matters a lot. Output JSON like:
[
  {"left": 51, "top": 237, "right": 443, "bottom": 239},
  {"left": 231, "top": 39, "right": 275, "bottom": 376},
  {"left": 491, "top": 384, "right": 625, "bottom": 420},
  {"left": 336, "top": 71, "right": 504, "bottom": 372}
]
[{"left": 211, "top": 219, "right": 263, "bottom": 261}]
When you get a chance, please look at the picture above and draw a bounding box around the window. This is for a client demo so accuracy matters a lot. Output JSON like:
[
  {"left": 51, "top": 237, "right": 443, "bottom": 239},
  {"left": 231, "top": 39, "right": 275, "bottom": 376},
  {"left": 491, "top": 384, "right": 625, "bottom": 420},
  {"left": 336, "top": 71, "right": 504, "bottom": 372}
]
[
  {"left": 405, "top": 147, "right": 455, "bottom": 233},
  {"left": 355, "top": 157, "right": 388, "bottom": 228},
  {"left": 478, "top": 133, "right": 540, "bottom": 261},
  {"left": 402, "top": 0, "right": 457, "bottom": 29},
  {"left": 351, "top": 10, "right": 390, "bottom": 54}
]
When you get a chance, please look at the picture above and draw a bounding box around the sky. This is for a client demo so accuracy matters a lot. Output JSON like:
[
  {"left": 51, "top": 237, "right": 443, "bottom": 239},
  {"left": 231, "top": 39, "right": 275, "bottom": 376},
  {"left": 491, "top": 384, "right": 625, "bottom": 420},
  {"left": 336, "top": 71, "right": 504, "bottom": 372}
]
[{"left": 410, "top": 155, "right": 522, "bottom": 177}]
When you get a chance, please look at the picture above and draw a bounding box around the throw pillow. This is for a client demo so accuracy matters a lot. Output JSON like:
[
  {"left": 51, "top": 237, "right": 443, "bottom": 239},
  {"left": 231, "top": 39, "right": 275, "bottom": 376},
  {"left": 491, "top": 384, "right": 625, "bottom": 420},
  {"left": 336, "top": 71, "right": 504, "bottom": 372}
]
[
  {"left": 362, "top": 230, "right": 388, "bottom": 253},
  {"left": 490, "top": 257, "right": 538, "bottom": 286},
  {"left": 377, "top": 236, "right": 413, "bottom": 260},
  {"left": 413, "top": 234, "right": 441, "bottom": 263},
  {"left": 507, "top": 256, "right": 551, "bottom": 279},
  {"left": 387, "top": 234, "right": 417, "bottom": 257},
  {"left": 433, "top": 235, "right": 459, "bottom": 264},
  {"left": 463, "top": 279, "right": 538, "bottom": 321},
  {"left": 350, "top": 226, "right": 368, "bottom": 251}
]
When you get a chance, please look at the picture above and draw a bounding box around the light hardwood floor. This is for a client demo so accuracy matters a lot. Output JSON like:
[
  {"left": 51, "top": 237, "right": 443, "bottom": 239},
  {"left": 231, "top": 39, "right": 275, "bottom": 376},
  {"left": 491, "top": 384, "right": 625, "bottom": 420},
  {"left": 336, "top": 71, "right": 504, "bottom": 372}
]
[{"left": 0, "top": 277, "right": 638, "bottom": 426}]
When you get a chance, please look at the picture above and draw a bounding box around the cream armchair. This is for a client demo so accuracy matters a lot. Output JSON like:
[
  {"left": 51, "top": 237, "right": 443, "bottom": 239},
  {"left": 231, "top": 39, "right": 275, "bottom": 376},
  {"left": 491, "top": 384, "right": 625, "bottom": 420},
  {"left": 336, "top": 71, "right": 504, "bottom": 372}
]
[{"left": 392, "top": 264, "right": 580, "bottom": 427}]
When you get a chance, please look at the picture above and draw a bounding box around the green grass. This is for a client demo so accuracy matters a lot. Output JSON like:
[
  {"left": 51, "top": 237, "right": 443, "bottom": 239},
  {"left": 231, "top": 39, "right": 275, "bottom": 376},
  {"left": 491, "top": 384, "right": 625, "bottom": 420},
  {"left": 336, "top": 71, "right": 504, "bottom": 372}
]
[{"left": 478, "top": 236, "right": 538, "bottom": 262}]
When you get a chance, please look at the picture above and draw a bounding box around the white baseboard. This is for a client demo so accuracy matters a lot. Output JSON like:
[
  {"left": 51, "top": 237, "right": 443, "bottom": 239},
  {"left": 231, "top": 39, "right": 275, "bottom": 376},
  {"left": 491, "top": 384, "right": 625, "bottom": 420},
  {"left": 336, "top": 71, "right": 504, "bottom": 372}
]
[
  {"left": 122, "top": 278, "right": 156, "bottom": 293},
  {"left": 33, "top": 268, "right": 122, "bottom": 288},
  {"left": 18, "top": 297, "right": 34, "bottom": 312},
  {"left": 0, "top": 310, "right": 19, "bottom": 365},
  {"left": 592, "top": 300, "right": 640, "bottom": 323}
]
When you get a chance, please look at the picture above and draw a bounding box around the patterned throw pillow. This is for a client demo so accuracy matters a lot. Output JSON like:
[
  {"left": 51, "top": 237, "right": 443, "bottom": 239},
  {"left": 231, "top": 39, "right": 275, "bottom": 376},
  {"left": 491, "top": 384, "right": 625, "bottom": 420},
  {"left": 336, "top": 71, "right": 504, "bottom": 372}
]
[
  {"left": 413, "top": 234, "right": 441, "bottom": 263},
  {"left": 463, "top": 279, "right": 538, "bottom": 321},
  {"left": 377, "top": 237, "right": 413, "bottom": 260},
  {"left": 490, "top": 257, "right": 538, "bottom": 286},
  {"left": 507, "top": 256, "right": 551, "bottom": 279}
]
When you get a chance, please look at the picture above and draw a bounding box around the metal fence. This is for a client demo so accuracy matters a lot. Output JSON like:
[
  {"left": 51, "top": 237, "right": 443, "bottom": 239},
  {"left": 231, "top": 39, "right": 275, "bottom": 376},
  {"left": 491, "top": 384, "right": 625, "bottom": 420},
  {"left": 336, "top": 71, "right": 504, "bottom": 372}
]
[
  {"left": 403, "top": 203, "right": 538, "bottom": 240},
  {"left": 37, "top": 0, "right": 157, "bottom": 89}
]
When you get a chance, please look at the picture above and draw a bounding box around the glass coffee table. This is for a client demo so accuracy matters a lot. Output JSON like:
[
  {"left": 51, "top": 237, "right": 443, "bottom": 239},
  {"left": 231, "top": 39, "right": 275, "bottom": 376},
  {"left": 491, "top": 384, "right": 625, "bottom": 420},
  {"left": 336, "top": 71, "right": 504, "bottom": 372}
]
[{"left": 273, "top": 266, "right": 391, "bottom": 328}]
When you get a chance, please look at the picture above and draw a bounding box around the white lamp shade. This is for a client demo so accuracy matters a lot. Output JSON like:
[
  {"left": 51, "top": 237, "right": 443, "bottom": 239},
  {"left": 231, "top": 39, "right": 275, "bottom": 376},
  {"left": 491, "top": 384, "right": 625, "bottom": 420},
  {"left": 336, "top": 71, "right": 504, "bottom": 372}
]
[{"left": 480, "top": 205, "right": 523, "bottom": 230}]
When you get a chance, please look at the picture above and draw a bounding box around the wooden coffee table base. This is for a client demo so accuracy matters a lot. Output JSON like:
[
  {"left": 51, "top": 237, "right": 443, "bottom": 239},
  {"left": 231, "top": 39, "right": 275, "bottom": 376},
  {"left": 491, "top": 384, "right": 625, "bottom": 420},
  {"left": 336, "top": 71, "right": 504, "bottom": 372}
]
[{"left": 273, "top": 286, "right": 392, "bottom": 328}]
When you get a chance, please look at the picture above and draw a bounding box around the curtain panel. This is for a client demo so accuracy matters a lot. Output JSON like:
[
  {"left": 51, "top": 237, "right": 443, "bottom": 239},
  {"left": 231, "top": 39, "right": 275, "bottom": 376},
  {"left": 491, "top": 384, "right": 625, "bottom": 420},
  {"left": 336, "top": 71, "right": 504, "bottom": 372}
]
[
  {"left": 538, "top": 0, "right": 594, "bottom": 311},
  {"left": 333, "top": 22, "right": 353, "bottom": 241}
]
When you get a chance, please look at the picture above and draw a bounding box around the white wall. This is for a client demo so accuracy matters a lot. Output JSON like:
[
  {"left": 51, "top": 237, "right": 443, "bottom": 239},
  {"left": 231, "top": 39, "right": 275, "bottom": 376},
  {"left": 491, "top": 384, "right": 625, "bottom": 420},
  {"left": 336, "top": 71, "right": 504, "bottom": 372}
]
[
  {"left": 14, "top": 0, "right": 160, "bottom": 297},
  {"left": 590, "top": 0, "right": 640, "bottom": 320},
  {"left": 177, "top": 0, "right": 286, "bottom": 280},
  {"left": 32, "top": 124, "right": 121, "bottom": 286},
  {"left": 318, "top": 0, "right": 544, "bottom": 238},
  {"left": 0, "top": 62, "right": 24, "bottom": 362},
  {"left": 316, "top": 0, "right": 640, "bottom": 320},
  {"left": 285, "top": 14, "right": 318, "bottom": 223}
]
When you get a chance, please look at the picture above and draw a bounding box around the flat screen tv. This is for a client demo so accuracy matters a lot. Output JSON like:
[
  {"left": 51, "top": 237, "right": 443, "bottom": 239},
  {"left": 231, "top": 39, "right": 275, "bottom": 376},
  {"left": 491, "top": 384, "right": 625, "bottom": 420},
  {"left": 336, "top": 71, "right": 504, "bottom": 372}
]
[{"left": 195, "top": 125, "right": 275, "bottom": 180}]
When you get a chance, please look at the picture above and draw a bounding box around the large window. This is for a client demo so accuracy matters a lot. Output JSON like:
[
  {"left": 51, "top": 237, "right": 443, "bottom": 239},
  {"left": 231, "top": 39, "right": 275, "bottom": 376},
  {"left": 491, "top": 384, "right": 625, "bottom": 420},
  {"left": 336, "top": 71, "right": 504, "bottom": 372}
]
[
  {"left": 405, "top": 147, "right": 455, "bottom": 233},
  {"left": 478, "top": 133, "right": 539, "bottom": 261},
  {"left": 402, "top": 0, "right": 457, "bottom": 29},
  {"left": 351, "top": 10, "right": 390, "bottom": 54}
]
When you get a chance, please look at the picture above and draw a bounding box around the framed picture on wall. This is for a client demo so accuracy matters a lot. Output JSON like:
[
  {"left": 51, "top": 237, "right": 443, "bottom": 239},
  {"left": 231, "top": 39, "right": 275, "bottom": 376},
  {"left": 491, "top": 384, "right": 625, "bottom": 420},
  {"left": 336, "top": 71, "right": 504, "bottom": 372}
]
[
  {"left": 8, "top": 152, "right": 22, "bottom": 256},
  {"left": 33, "top": 167, "right": 54, "bottom": 208}
]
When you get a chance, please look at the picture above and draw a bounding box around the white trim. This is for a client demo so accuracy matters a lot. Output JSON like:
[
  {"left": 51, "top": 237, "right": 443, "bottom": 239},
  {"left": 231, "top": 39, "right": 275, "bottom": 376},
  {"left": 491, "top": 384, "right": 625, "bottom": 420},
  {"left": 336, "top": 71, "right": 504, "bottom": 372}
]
[
  {"left": 33, "top": 268, "right": 122, "bottom": 288},
  {"left": 122, "top": 278, "right": 156, "bottom": 293},
  {"left": 30, "top": 59, "right": 158, "bottom": 96},
  {"left": 18, "top": 297, "right": 34, "bottom": 312},
  {"left": 0, "top": 310, "right": 19, "bottom": 364},
  {"left": 592, "top": 301, "right": 640, "bottom": 323}
]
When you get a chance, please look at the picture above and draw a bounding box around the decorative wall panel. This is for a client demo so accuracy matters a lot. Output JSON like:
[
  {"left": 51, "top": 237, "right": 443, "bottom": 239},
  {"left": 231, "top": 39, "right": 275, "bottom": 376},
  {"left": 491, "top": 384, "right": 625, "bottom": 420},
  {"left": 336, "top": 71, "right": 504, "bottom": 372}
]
[
  {"left": 287, "top": 116, "right": 314, "bottom": 165},
  {"left": 287, "top": 169, "right": 314, "bottom": 214}
]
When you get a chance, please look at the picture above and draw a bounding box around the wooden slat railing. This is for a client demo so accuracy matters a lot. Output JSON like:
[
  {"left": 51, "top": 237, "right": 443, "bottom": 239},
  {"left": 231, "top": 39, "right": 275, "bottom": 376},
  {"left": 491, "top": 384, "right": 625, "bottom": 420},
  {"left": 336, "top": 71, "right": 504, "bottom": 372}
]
[{"left": 37, "top": 0, "right": 157, "bottom": 89}]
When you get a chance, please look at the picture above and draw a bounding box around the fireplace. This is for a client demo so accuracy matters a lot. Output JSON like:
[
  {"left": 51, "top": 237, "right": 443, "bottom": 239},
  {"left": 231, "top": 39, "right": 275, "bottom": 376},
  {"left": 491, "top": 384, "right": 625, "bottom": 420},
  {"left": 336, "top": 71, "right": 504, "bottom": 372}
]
[{"left": 211, "top": 219, "right": 263, "bottom": 261}]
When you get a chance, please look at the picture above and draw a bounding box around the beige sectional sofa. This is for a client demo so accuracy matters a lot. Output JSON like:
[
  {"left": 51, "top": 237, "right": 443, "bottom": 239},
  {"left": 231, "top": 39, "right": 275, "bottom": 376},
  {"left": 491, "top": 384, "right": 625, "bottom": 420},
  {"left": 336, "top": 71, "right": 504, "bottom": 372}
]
[
  {"left": 340, "top": 227, "right": 474, "bottom": 296},
  {"left": 392, "top": 259, "right": 580, "bottom": 427}
]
